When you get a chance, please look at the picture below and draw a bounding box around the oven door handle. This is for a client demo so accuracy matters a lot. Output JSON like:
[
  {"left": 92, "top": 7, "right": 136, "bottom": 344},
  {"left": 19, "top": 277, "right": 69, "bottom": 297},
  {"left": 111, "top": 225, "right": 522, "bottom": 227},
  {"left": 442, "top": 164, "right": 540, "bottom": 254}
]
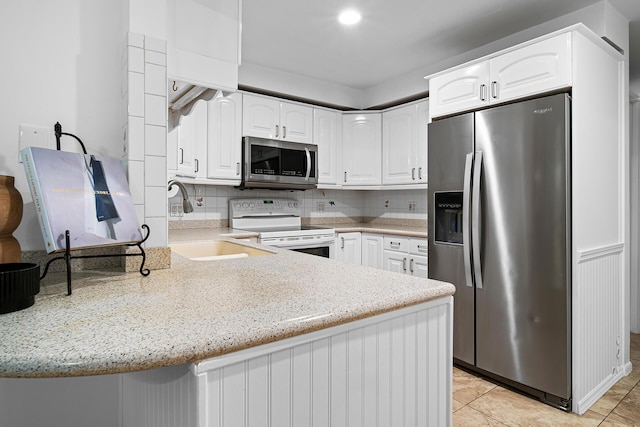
[
  {"left": 261, "top": 237, "right": 335, "bottom": 249},
  {"left": 304, "top": 147, "right": 311, "bottom": 181}
]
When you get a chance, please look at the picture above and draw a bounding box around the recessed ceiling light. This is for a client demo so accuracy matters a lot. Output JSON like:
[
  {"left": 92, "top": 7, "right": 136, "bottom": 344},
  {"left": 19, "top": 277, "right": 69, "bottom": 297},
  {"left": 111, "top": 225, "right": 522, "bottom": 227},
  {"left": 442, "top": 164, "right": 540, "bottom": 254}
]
[{"left": 338, "top": 9, "right": 361, "bottom": 26}]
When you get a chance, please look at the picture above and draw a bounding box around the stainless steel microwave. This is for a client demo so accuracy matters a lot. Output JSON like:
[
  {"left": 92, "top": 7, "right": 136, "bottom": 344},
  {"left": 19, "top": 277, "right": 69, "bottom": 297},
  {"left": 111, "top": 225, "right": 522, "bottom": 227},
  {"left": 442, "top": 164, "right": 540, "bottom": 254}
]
[{"left": 239, "top": 136, "right": 318, "bottom": 190}]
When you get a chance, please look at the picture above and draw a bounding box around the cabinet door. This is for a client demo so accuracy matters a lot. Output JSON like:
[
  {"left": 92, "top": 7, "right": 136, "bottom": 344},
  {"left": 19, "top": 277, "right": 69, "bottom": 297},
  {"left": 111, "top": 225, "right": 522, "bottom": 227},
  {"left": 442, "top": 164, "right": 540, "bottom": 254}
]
[
  {"left": 342, "top": 113, "right": 382, "bottom": 186},
  {"left": 242, "top": 94, "right": 280, "bottom": 139},
  {"left": 177, "top": 99, "right": 207, "bottom": 177},
  {"left": 415, "top": 101, "right": 428, "bottom": 183},
  {"left": 382, "top": 104, "right": 417, "bottom": 185},
  {"left": 167, "top": 126, "right": 179, "bottom": 173},
  {"left": 336, "top": 232, "right": 361, "bottom": 265},
  {"left": 207, "top": 92, "right": 242, "bottom": 182},
  {"left": 383, "top": 250, "right": 407, "bottom": 275},
  {"left": 409, "top": 255, "right": 428, "bottom": 278},
  {"left": 408, "top": 238, "right": 428, "bottom": 257},
  {"left": 314, "top": 108, "right": 341, "bottom": 186},
  {"left": 361, "top": 233, "right": 383, "bottom": 269},
  {"left": 280, "top": 102, "right": 313, "bottom": 144},
  {"left": 428, "top": 62, "right": 489, "bottom": 118},
  {"left": 489, "top": 33, "right": 571, "bottom": 104}
]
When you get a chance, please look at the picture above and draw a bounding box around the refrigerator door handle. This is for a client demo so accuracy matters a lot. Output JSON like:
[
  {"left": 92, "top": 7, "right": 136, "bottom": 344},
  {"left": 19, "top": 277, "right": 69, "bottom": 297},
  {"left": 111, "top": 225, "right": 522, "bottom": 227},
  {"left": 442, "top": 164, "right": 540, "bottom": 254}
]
[
  {"left": 472, "top": 151, "right": 484, "bottom": 289},
  {"left": 463, "top": 152, "right": 474, "bottom": 288}
]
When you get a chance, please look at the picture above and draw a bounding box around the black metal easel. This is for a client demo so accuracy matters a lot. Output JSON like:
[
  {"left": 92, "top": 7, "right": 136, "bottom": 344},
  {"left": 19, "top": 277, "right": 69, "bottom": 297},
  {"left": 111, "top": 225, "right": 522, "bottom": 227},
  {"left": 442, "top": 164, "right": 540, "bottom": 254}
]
[{"left": 38, "top": 122, "right": 151, "bottom": 295}]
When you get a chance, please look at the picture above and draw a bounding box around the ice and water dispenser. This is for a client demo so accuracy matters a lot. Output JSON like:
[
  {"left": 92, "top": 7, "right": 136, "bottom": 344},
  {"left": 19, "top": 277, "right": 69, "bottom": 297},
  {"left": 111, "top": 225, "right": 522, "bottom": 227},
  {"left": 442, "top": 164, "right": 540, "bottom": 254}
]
[{"left": 434, "top": 192, "right": 463, "bottom": 245}]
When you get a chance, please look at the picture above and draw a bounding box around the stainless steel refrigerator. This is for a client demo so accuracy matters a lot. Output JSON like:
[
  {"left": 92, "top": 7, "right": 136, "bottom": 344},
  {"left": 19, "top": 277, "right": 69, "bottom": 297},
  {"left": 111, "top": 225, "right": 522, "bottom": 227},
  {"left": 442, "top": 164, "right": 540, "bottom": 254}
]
[{"left": 428, "top": 93, "right": 571, "bottom": 409}]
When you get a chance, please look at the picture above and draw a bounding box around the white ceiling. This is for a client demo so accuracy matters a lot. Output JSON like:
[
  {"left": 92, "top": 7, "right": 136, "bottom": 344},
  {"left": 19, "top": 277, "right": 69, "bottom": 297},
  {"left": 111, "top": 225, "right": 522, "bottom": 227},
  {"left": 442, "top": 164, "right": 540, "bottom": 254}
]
[{"left": 241, "top": 0, "right": 640, "bottom": 93}]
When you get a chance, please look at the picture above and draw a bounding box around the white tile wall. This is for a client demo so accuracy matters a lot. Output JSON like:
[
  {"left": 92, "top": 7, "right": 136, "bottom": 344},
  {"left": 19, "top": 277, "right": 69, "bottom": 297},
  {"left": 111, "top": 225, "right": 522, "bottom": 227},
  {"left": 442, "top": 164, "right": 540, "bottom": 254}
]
[
  {"left": 128, "top": 72, "right": 145, "bottom": 117},
  {"left": 144, "top": 63, "right": 165, "bottom": 97},
  {"left": 128, "top": 116, "right": 145, "bottom": 161},
  {"left": 128, "top": 46, "right": 144, "bottom": 73},
  {"left": 125, "top": 33, "right": 168, "bottom": 248},
  {"left": 144, "top": 94, "right": 166, "bottom": 126},
  {"left": 145, "top": 125, "right": 166, "bottom": 157},
  {"left": 169, "top": 185, "right": 428, "bottom": 223}
]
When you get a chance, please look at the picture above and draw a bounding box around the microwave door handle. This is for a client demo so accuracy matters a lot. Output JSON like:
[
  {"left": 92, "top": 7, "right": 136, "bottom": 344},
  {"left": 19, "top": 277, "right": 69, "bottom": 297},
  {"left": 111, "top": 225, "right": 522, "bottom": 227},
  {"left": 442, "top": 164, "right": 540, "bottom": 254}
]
[
  {"left": 463, "top": 152, "right": 473, "bottom": 289},
  {"left": 304, "top": 147, "right": 311, "bottom": 180}
]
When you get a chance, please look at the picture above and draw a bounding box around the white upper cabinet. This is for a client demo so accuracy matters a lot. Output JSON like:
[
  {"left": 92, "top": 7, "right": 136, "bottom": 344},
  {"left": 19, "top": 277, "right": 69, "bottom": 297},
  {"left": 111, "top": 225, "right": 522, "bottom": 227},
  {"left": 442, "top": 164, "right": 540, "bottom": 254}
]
[
  {"left": 242, "top": 94, "right": 313, "bottom": 144},
  {"left": 314, "top": 108, "right": 342, "bottom": 187},
  {"left": 207, "top": 92, "right": 242, "bottom": 183},
  {"left": 167, "top": 0, "right": 240, "bottom": 91},
  {"left": 382, "top": 101, "right": 428, "bottom": 186},
  {"left": 280, "top": 102, "right": 314, "bottom": 143},
  {"left": 176, "top": 98, "right": 207, "bottom": 178},
  {"left": 429, "top": 62, "right": 490, "bottom": 118},
  {"left": 342, "top": 113, "right": 382, "bottom": 187},
  {"left": 429, "top": 32, "right": 571, "bottom": 118}
]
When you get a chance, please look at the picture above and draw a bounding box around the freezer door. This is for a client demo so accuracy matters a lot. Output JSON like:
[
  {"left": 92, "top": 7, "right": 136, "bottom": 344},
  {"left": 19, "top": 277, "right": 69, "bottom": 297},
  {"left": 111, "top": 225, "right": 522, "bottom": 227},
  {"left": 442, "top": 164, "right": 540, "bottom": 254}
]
[
  {"left": 428, "top": 113, "right": 475, "bottom": 365},
  {"left": 474, "top": 93, "right": 571, "bottom": 400}
]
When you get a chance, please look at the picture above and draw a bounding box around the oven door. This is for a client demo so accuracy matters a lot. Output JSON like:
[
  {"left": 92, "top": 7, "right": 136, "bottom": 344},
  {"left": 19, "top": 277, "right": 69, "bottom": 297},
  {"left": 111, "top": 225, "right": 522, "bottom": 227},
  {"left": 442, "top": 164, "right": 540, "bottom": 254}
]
[
  {"left": 260, "top": 235, "right": 335, "bottom": 259},
  {"left": 242, "top": 136, "right": 318, "bottom": 189}
]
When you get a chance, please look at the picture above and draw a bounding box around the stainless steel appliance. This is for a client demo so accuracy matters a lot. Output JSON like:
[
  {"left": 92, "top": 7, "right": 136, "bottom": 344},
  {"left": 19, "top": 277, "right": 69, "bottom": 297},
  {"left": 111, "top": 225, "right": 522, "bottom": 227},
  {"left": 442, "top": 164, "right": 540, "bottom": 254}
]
[
  {"left": 239, "top": 136, "right": 318, "bottom": 190},
  {"left": 428, "top": 93, "right": 571, "bottom": 409},
  {"left": 229, "top": 197, "right": 335, "bottom": 258}
]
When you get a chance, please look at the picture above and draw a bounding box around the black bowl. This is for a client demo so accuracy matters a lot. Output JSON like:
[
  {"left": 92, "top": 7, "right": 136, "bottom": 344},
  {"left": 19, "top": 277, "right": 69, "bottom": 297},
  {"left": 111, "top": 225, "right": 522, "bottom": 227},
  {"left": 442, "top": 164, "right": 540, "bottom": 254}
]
[{"left": 0, "top": 263, "right": 40, "bottom": 314}]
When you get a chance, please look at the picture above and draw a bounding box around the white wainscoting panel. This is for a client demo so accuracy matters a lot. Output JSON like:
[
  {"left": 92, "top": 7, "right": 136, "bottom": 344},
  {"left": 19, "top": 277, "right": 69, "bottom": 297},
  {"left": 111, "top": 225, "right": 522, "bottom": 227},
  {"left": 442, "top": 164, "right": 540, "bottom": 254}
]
[
  {"left": 573, "top": 243, "right": 625, "bottom": 414},
  {"left": 122, "top": 297, "right": 453, "bottom": 427}
]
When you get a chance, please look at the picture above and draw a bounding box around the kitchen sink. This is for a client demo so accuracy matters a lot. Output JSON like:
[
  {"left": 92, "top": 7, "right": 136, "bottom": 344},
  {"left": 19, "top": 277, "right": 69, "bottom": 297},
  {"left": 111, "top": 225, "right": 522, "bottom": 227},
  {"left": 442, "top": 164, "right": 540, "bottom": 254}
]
[{"left": 170, "top": 241, "right": 273, "bottom": 261}]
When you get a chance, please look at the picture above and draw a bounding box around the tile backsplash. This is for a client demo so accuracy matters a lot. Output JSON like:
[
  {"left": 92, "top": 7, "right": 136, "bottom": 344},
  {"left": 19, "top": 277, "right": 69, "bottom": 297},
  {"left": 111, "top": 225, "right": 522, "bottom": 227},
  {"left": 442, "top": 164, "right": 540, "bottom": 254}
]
[{"left": 168, "top": 185, "right": 427, "bottom": 224}]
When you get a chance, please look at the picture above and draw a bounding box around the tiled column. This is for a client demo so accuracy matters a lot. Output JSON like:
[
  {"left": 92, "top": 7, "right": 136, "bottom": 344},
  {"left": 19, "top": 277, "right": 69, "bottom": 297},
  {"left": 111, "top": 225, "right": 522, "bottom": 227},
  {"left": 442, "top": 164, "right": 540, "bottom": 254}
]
[{"left": 124, "top": 33, "right": 170, "bottom": 269}]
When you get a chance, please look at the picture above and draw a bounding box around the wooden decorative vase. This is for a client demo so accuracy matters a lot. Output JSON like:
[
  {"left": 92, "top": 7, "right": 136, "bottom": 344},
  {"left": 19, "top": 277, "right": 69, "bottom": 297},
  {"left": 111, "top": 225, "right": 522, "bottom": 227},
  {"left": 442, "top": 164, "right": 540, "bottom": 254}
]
[{"left": 0, "top": 175, "right": 23, "bottom": 263}]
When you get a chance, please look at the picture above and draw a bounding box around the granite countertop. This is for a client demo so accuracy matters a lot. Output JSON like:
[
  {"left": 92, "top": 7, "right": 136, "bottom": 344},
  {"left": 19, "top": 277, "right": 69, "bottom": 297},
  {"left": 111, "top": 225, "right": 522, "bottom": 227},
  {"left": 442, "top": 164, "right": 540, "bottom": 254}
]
[
  {"left": 168, "top": 222, "right": 427, "bottom": 243},
  {"left": 328, "top": 223, "right": 427, "bottom": 238},
  {"left": 0, "top": 239, "right": 453, "bottom": 379}
]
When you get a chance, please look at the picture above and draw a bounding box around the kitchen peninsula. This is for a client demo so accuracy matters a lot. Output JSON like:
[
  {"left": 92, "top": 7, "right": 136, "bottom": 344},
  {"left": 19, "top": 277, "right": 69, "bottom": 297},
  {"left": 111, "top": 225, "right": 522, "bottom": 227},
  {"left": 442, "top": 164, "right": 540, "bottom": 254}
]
[{"left": 0, "top": 240, "right": 454, "bottom": 426}]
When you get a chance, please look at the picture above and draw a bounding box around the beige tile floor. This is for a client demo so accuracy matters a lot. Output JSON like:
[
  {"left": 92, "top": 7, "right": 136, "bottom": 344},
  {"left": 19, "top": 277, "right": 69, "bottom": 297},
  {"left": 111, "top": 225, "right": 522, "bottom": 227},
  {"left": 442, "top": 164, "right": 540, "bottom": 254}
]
[{"left": 453, "top": 333, "right": 640, "bottom": 426}]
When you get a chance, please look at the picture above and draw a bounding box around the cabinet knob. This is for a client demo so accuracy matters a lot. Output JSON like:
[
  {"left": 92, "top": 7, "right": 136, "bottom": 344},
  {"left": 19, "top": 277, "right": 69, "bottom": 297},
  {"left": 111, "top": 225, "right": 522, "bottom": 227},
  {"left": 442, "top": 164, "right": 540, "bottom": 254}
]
[
  {"left": 403, "top": 257, "right": 407, "bottom": 271},
  {"left": 341, "top": 236, "right": 345, "bottom": 249},
  {"left": 410, "top": 258, "right": 414, "bottom": 273},
  {"left": 344, "top": 171, "right": 347, "bottom": 183},
  {"left": 418, "top": 167, "right": 423, "bottom": 180},
  {"left": 179, "top": 148, "right": 184, "bottom": 165},
  {"left": 283, "top": 126, "right": 287, "bottom": 139},
  {"left": 412, "top": 168, "right": 416, "bottom": 180},
  {"left": 236, "top": 162, "right": 240, "bottom": 175},
  {"left": 275, "top": 125, "right": 279, "bottom": 138},
  {"left": 480, "top": 84, "right": 487, "bottom": 102},
  {"left": 195, "top": 158, "right": 199, "bottom": 173}
]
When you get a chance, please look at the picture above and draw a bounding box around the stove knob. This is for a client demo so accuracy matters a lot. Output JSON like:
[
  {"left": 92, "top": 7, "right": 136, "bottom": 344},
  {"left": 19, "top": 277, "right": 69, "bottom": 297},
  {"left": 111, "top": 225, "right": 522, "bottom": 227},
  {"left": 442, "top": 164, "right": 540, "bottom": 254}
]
[
  {"left": 242, "top": 202, "right": 249, "bottom": 208},
  {"left": 293, "top": 202, "right": 298, "bottom": 208},
  {"left": 249, "top": 202, "right": 254, "bottom": 208}
]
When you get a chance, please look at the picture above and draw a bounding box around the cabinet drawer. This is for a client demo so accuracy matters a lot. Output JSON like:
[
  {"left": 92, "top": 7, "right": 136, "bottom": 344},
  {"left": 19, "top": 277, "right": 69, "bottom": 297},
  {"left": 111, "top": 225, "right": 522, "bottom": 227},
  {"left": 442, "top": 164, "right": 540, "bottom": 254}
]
[
  {"left": 383, "top": 235, "right": 409, "bottom": 252},
  {"left": 408, "top": 238, "right": 428, "bottom": 256}
]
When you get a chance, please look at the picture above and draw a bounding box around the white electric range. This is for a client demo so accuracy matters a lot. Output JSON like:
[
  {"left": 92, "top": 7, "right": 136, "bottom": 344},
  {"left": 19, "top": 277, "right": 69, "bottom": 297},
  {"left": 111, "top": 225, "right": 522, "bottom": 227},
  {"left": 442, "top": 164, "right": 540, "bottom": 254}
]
[{"left": 229, "top": 198, "right": 336, "bottom": 258}]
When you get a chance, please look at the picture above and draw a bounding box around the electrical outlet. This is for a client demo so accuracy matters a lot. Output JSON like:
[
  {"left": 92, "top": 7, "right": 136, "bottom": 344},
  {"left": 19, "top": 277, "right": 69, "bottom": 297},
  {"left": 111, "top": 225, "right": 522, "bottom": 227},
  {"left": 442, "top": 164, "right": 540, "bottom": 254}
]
[
  {"left": 408, "top": 200, "right": 416, "bottom": 212},
  {"left": 316, "top": 201, "right": 325, "bottom": 212},
  {"left": 170, "top": 203, "right": 184, "bottom": 217}
]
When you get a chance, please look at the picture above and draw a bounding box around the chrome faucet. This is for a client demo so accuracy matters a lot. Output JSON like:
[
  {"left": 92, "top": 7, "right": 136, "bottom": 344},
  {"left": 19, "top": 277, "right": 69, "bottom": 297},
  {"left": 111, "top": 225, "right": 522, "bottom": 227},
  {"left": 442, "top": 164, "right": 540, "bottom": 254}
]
[{"left": 168, "top": 180, "right": 194, "bottom": 213}]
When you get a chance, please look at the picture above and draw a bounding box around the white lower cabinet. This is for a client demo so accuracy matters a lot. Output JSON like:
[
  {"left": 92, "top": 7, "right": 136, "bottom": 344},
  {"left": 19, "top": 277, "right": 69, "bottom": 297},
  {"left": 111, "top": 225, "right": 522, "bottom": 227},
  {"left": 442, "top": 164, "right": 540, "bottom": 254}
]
[
  {"left": 121, "top": 298, "right": 453, "bottom": 427},
  {"left": 383, "top": 235, "right": 428, "bottom": 278},
  {"left": 361, "top": 233, "right": 383, "bottom": 269},
  {"left": 335, "top": 232, "right": 362, "bottom": 265}
]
